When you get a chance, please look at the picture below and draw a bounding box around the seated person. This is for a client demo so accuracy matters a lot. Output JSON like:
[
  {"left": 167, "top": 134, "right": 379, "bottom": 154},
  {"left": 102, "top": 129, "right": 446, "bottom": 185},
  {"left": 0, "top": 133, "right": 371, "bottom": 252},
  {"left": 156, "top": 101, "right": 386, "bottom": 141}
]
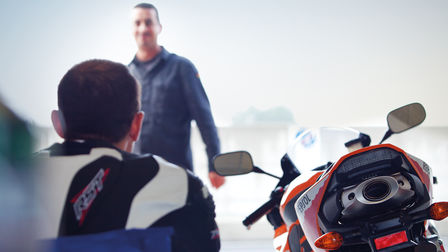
[{"left": 34, "top": 59, "right": 220, "bottom": 251}]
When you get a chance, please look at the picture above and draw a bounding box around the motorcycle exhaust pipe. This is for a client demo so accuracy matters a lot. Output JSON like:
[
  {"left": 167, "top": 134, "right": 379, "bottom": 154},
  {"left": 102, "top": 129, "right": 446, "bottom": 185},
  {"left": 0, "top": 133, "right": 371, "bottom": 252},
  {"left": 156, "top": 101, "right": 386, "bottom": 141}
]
[
  {"left": 363, "top": 179, "right": 391, "bottom": 202},
  {"left": 341, "top": 174, "right": 415, "bottom": 218}
]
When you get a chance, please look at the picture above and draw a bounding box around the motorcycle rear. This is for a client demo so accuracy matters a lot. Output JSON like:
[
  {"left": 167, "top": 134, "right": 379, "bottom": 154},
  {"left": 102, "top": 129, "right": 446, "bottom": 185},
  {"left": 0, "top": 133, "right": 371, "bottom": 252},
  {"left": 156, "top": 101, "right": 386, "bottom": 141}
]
[{"left": 214, "top": 103, "right": 448, "bottom": 252}]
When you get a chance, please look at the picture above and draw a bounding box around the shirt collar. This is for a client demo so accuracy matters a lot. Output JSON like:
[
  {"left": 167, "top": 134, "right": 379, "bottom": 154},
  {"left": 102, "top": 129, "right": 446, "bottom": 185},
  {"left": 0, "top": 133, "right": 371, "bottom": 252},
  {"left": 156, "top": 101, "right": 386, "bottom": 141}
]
[{"left": 132, "top": 46, "right": 169, "bottom": 65}]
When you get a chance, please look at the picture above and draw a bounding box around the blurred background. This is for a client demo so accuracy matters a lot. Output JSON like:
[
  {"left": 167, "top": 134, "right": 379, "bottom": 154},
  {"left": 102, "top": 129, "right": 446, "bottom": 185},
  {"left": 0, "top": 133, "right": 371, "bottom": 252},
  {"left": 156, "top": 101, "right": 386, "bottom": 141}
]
[{"left": 1, "top": 0, "right": 447, "bottom": 251}]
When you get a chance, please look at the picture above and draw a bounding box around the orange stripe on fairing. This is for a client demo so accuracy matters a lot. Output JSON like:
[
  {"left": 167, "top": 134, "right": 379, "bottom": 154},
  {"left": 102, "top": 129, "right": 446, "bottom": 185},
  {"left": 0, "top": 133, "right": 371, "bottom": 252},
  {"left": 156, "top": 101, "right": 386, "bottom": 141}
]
[
  {"left": 287, "top": 219, "right": 301, "bottom": 233},
  {"left": 300, "top": 235, "right": 307, "bottom": 244},
  {"left": 282, "top": 240, "right": 291, "bottom": 252},
  {"left": 275, "top": 224, "right": 288, "bottom": 237},
  {"left": 281, "top": 172, "right": 323, "bottom": 210}
]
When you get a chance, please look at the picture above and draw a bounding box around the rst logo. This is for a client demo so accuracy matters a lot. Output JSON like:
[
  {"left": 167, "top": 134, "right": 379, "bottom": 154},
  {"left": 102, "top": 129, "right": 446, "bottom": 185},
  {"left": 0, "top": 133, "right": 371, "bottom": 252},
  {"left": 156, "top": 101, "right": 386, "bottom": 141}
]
[
  {"left": 71, "top": 168, "right": 110, "bottom": 225},
  {"left": 296, "top": 193, "right": 312, "bottom": 213}
]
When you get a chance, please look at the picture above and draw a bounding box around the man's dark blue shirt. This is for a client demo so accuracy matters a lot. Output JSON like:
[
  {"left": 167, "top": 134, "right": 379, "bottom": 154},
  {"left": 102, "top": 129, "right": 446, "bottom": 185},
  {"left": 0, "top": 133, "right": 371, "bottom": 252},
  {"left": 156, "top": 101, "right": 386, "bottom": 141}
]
[{"left": 128, "top": 47, "right": 220, "bottom": 172}]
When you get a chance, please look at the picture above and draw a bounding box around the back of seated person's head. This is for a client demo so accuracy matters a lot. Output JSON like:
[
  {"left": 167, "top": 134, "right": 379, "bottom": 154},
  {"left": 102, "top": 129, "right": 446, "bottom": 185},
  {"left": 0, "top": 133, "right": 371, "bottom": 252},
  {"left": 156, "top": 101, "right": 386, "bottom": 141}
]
[{"left": 56, "top": 59, "right": 140, "bottom": 143}]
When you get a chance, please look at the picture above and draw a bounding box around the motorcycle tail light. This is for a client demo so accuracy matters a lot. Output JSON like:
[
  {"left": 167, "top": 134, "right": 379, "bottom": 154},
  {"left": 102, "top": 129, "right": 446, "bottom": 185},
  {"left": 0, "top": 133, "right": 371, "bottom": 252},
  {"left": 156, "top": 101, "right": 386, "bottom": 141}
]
[
  {"left": 374, "top": 230, "right": 408, "bottom": 250},
  {"left": 429, "top": 202, "right": 448, "bottom": 221},
  {"left": 314, "top": 232, "right": 343, "bottom": 250}
]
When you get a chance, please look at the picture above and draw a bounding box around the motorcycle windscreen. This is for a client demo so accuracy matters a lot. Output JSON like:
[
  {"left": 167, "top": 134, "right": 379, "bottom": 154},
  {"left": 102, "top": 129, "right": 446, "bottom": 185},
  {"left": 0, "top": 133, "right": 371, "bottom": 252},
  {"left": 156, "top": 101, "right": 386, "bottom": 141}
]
[{"left": 287, "top": 127, "right": 360, "bottom": 174}]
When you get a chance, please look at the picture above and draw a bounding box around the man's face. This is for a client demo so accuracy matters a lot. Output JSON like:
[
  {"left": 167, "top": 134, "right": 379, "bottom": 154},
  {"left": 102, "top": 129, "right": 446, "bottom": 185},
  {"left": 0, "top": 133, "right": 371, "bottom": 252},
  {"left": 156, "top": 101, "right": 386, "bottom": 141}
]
[{"left": 132, "top": 7, "right": 161, "bottom": 50}]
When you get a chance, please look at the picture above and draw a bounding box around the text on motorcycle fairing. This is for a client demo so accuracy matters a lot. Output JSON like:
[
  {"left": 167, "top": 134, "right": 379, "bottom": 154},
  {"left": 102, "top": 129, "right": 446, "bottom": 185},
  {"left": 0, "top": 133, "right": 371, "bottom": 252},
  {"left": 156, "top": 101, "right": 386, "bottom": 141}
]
[{"left": 297, "top": 194, "right": 312, "bottom": 213}]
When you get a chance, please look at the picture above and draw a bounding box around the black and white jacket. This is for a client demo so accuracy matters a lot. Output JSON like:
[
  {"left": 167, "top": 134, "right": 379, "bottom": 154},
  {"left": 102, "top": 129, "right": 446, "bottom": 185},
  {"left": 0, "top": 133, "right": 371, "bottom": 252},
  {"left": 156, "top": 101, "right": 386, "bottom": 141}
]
[{"left": 34, "top": 140, "right": 220, "bottom": 251}]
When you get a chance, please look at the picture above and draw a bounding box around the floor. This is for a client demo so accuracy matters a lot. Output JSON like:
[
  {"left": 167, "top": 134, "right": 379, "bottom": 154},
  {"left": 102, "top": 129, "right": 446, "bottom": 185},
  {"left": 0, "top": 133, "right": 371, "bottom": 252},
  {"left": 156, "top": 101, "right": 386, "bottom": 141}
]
[
  {"left": 221, "top": 239, "right": 273, "bottom": 252},
  {"left": 221, "top": 236, "right": 448, "bottom": 252}
]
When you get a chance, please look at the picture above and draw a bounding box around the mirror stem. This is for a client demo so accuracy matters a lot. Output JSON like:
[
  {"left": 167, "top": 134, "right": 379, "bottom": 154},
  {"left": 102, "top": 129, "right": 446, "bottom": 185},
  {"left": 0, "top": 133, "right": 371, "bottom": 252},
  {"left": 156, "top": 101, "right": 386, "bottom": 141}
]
[
  {"left": 253, "top": 166, "right": 281, "bottom": 179},
  {"left": 379, "top": 129, "right": 393, "bottom": 144}
]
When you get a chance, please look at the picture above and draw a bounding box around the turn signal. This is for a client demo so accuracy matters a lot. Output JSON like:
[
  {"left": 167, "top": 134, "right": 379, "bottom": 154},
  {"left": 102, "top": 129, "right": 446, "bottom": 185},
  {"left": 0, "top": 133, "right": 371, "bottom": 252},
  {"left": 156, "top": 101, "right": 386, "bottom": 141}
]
[
  {"left": 315, "top": 232, "right": 343, "bottom": 250},
  {"left": 429, "top": 202, "right": 448, "bottom": 221}
]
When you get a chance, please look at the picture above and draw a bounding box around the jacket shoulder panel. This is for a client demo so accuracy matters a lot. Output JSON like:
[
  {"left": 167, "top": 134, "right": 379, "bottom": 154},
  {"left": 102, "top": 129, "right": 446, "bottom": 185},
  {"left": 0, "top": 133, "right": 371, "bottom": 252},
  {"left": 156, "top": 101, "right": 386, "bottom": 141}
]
[{"left": 125, "top": 155, "right": 188, "bottom": 228}]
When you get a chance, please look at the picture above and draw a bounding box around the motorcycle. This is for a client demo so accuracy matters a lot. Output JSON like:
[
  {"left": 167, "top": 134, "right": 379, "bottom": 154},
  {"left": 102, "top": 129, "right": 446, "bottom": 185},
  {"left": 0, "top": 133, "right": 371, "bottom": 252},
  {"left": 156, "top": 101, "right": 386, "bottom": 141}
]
[{"left": 214, "top": 103, "right": 448, "bottom": 252}]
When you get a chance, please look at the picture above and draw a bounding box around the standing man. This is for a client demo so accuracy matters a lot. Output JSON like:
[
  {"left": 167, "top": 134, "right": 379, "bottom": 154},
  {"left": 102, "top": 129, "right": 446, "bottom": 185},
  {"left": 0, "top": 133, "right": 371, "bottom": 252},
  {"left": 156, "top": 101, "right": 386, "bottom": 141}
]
[{"left": 128, "top": 3, "right": 225, "bottom": 188}]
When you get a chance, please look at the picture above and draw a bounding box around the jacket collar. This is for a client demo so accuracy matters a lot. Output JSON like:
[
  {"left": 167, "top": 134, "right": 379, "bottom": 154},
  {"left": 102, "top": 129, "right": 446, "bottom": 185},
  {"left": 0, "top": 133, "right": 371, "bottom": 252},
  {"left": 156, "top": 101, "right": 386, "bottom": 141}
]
[{"left": 48, "top": 139, "right": 122, "bottom": 156}]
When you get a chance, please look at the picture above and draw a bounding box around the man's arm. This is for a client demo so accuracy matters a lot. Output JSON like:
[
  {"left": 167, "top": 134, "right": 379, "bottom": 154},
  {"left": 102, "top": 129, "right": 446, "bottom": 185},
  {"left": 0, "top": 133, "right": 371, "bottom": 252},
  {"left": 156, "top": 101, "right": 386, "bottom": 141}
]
[{"left": 180, "top": 59, "right": 225, "bottom": 188}]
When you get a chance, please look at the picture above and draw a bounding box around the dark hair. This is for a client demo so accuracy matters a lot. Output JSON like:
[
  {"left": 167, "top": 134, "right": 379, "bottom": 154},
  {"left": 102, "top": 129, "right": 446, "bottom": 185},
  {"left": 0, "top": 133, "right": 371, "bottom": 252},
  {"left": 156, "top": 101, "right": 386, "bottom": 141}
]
[
  {"left": 57, "top": 59, "right": 139, "bottom": 143},
  {"left": 134, "top": 3, "right": 160, "bottom": 23}
]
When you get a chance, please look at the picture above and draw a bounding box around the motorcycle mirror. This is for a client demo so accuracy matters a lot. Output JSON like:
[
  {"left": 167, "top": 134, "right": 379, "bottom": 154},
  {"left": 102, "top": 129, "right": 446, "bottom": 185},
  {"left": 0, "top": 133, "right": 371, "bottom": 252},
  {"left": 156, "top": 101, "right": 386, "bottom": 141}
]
[
  {"left": 387, "top": 102, "right": 426, "bottom": 133},
  {"left": 380, "top": 103, "right": 426, "bottom": 144},
  {"left": 213, "top": 151, "right": 254, "bottom": 176}
]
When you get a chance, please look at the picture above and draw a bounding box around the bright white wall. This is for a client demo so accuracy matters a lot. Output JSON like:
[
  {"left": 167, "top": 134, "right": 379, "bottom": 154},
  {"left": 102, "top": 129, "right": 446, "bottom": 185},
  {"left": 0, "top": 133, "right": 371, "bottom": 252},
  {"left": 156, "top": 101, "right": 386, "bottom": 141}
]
[{"left": 0, "top": 0, "right": 447, "bottom": 128}]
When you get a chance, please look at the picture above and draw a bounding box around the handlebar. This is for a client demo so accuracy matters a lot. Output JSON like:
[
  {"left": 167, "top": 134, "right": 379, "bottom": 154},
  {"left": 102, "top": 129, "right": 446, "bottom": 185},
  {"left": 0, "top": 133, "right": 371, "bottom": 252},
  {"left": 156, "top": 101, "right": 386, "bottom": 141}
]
[
  {"left": 242, "top": 198, "right": 277, "bottom": 228},
  {"left": 242, "top": 186, "right": 285, "bottom": 228}
]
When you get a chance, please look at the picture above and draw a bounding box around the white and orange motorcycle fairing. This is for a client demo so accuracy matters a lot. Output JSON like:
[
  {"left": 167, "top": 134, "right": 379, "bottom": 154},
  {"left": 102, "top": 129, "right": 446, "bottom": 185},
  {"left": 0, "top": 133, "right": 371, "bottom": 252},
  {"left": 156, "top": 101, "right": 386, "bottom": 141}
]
[{"left": 295, "top": 144, "right": 436, "bottom": 251}]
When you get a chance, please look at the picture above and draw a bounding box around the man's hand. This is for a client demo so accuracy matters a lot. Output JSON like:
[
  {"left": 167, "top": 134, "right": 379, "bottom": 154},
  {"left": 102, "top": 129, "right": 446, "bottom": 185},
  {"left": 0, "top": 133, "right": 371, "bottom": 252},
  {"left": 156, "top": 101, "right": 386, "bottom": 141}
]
[{"left": 209, "top": 171, "right": 225, "bottom": 189}]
